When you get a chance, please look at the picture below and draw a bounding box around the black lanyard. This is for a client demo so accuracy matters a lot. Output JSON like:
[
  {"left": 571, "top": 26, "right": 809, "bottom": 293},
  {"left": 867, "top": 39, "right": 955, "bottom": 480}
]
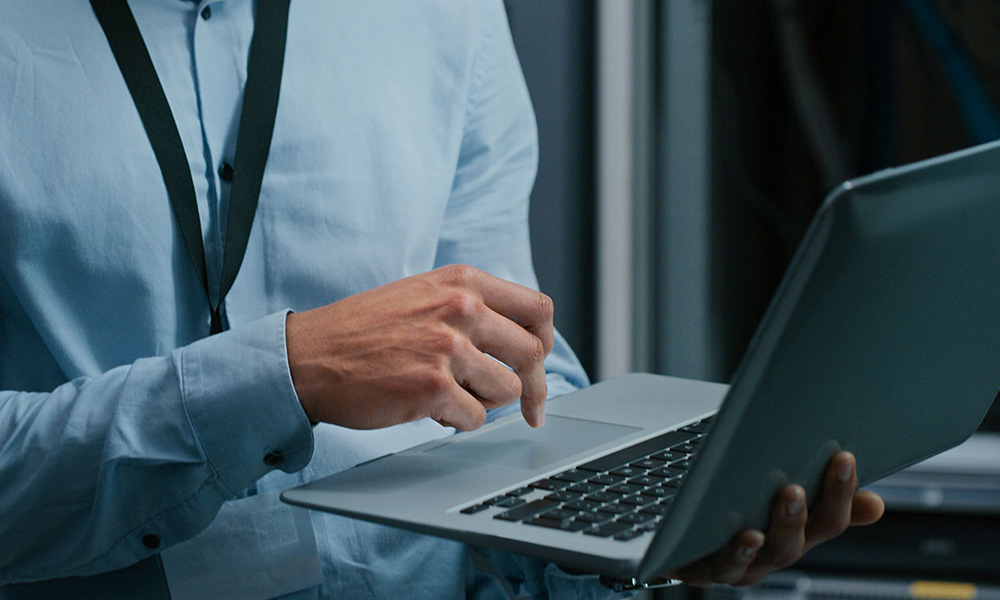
[{"left": 90, "top": 0, "right": 291, "bottom": 335}]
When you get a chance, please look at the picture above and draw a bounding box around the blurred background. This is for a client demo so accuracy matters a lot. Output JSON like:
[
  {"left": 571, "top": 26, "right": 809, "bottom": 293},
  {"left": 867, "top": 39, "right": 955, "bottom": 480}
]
[{"left": 505, "top": 0, "right": 1000, "bottom": 596}]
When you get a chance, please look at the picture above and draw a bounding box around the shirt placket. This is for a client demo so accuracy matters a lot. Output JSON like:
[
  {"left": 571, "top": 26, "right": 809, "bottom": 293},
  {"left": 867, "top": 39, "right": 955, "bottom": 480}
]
[{"left": 190, "top": 0, "right": 246, "bottom": 316}]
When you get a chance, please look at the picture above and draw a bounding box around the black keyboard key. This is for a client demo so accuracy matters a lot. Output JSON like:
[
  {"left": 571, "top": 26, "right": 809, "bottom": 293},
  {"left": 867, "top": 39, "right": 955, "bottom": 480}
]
[
  {"left": 484, "top": 495, "right": 508, "bottom": 505},
  {"left": 637, "top": 520, "right": 662, "bottom": 531},
  {"left": 577, "top": 431, "right": 697, "bottom": 473},
  {"left": 649, "top": 466, "right": 685, "bottom": 479},
  {"left": 493, "top": 497, "right": 526, "bottom": 509},
  {"left": 628, "top": 476, "right": 658, "bottom": 487},
  {"left": 586, "top": 491, "right": 624, "bottom": 503},
  {"left": 566, "top": 482, "right": 603, "bottom": 494},
  {"left": 544, "top": 491, "right": 582, "bottom": 502},
  {"left": 575, "top": 511, "right": 615, "bottom": 524},
  {"left": 566, "top": 520, "right": 594, "bottom": 532},
  {"left": 614, "top": 528, "right": 645, "bottom": 541},
  {"left": 608, "top": 483, "right": 644, "bottom": 495},
  {"left": 540, "top": 508, "right": 581, "bottom": 521},
  {"left": 552, "top": 469, "right": 592, "bottom": 482},
  {"left": 620, "top": 494, "right": 657, "bottom": 507},
  {"left": 526, "top": 517, "right": 591, "bottom": 532},
  {"left": 460, "top": 504, "right": 490, "bottom": 515},
  {"left": 609, "top": 466, "right": 645, "bottom": 478},
  {"left": 640, "top": 502, "right": 673, "bottom": 516},
  {"left": 597, "top": 502, "right": 632, "bottom": 515},
  {"left": 524, "top": 517, "right": 564, "bottom": 530},
  {"left": 561, "top": 519, "right": 593, "bottom": 532},
  {"left": 673, "top": 443, "right": 699, "bottom": 454},
  {"left": 680, "top": 417, "right": 714, "bottom": 433},
  {"left": 646, "top": 486, "right": 676, "bottom": 498},
  {"left": 630, "top": 458, "right": 665, "bottom": 470},
  {"left": 619, "top": 512, "right": 657, "bottom": 524},
  {"left": 493, "top": 499, "right": 558, "bottom": 522},
  {"left": 585, "top": 520, "right": 634, "bottom": 538},
  {"left": 530, "top": 478, "right": 569, "bottom": 491},
  {"left": 565, "top": 499, "right": 602, "bottom": 512},
  {"left": 588, "top": 473, "right": 625, "bottom": 486},
  {"left": 506, "top": 487, "right": 533, "bottom": 497},
  {"left": 651, "top": 450, "right": 684, "bottom": 462}
]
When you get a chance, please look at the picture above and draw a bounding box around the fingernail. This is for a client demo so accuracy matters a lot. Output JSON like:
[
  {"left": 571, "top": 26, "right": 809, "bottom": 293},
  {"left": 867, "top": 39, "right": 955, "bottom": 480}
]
[
  {"left": 738, "top": 545, "right": 757, "bottom": 563},
  {"left": 786, "top": 495, "right": 804, "bottom": 516},
  {"left": 836, "top": 458, "right": 853, "bottom": 482}
]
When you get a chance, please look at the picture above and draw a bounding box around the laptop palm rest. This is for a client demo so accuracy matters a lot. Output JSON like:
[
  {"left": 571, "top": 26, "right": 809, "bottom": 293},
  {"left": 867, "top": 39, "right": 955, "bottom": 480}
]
[{"left": 423, "top": 416, "right": 639, "bottom": 471}]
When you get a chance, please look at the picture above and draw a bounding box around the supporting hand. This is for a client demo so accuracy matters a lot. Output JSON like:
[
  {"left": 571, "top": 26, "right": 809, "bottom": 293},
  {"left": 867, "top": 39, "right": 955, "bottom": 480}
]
[
  {"left": 670, "top": 452, "right": 885, "bottom": 587},
  {"left": 285, "top": 264, "right": 554, "bottom": 431}
]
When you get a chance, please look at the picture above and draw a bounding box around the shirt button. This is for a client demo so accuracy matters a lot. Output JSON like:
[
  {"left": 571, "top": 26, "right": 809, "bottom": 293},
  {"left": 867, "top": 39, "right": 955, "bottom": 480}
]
[
  {"left": 142, "top": 534, "right": 161, "bottom": 549},
  {"left": 218, "top": 162, "right": 234, "bottom": 182},
  {"left": 264, "top": 451, "right": 285, "bottom": 467},
  {"left": 201, "top": 5, "right": 212, "bottom": 20}
]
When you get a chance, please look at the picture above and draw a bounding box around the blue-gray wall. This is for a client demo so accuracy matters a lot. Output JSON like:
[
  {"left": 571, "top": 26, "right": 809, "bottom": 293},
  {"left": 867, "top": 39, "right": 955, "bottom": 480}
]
[{"left": 507, "top": 1, "right": 598, "bottom": 377}]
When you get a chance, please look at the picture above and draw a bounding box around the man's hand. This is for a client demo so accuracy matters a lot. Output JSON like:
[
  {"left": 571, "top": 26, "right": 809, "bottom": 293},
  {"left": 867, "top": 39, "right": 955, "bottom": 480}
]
[
  {"left": 670, "top": 452, "right": 885, "bottom": 587},
  {"left": 285, "top": 264, "right": 554, "bottom": 431}
]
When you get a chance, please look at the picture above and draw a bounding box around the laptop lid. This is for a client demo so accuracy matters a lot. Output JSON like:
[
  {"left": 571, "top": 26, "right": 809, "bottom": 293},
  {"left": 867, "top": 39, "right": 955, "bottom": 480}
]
[{"left": 639, "top": 139, "right": 1000, "bottom": 578}]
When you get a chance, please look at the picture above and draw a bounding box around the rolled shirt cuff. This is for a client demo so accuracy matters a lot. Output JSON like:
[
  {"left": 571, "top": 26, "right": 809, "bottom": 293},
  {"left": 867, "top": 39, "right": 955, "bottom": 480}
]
[{"left": 176, "top": 309, "right": 314, "bottom": 495}]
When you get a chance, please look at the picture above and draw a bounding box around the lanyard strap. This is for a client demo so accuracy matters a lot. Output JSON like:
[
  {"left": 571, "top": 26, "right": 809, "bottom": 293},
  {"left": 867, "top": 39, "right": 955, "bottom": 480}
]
[{"left": 90, "top": 0, "right": 291, "bottom": 335}]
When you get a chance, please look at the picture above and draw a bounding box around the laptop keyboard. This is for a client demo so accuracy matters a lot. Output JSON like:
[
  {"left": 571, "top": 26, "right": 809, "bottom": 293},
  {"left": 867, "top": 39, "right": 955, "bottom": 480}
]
[{"left": 459, "top": 416, "right": 714, "bottom": 542}]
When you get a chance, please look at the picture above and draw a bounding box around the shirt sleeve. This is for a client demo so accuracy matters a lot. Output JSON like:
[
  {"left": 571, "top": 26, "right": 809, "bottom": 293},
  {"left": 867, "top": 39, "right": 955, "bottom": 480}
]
[{"left": 0, "top": 310, "right": 314, "bottom": 584}]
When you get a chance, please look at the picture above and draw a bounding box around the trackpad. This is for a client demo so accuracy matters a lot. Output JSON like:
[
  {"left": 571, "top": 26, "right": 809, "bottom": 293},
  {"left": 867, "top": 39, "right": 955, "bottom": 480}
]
[{"left": 424, "top": 415, "right": 640, "bottom": 471}]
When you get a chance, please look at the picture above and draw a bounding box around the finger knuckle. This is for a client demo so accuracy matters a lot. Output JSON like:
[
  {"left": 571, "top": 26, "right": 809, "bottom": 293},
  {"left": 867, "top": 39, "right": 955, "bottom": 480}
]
[
  {"left": 432, "top": 327, "right": 466, "bottom": 356},
  {"left": 533, "top": 292, "right": 554, "bottom": 321},
  {"left": 439, "top": 263, "right": 479, "bottom": 287},
  {"left": 423, "top": 321, "right": 462, "bottom": 354},
  {"left": 417, "top": 367, "right": 452, "bottom": 396},
  {"left": 426, "top": 401, "right": 448, "bottom": 425},
  {"left": 440, "top": 289, "right": 480, "bottom": 321},
  {"left": 527, "top": 335, "right": 546, "bottom": 364}
]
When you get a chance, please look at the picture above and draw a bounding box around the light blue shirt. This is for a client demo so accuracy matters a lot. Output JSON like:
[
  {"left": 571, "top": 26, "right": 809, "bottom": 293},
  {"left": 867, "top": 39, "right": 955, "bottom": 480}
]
[{"left": 0, "top": 0, "right": 618, "bottom": 598}]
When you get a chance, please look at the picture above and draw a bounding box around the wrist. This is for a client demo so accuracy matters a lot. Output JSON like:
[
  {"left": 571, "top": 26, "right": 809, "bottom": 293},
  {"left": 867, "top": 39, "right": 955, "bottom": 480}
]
[{"left": 285, "top": 310, "right": 318, "bottom": 419}]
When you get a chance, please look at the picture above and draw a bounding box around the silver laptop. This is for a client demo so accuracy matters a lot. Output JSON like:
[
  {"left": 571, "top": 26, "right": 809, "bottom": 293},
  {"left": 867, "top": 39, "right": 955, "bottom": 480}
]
[{"left": 282, "top": 140, "right": 1000, "bottom": 586}]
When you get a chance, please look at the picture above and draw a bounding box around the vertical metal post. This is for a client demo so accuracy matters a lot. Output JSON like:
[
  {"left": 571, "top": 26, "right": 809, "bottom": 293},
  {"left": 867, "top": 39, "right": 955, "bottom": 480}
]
[
  {"left": 596, "top": 0, "right": 638, "bottom": 380},
  {"left": 658, "top": 0, "right": 718, "bottom": 380}
]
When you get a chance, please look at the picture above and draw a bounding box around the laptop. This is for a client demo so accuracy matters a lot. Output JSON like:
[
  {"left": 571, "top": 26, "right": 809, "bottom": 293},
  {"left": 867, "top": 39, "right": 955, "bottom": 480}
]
[{"left": 281, "top": 140, "right": 1000, "bottom": 587}]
